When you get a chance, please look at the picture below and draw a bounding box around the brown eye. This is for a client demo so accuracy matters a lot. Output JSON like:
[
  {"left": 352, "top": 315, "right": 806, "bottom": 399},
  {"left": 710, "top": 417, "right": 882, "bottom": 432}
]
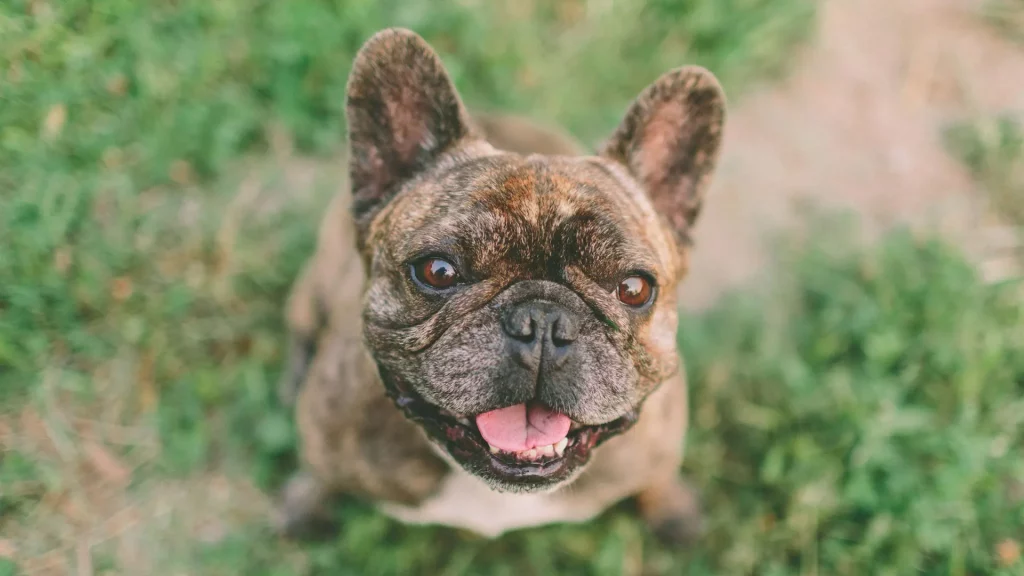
[
  {"left": 617, "top": 275, "right": 653, "bottom": 307},
  {"left": 412, "top": 257, "right": 459, "bottom": 289}
]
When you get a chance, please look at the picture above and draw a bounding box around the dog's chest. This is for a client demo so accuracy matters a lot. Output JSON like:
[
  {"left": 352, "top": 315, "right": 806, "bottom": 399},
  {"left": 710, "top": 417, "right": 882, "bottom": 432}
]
[{"left": 376, "top": 465, "right": 613, "bottom": 538}]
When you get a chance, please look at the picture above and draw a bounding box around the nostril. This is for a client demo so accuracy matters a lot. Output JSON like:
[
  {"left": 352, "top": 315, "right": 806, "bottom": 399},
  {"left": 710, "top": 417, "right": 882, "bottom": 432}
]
[
  {"left": 502, "top": 307, "right": 537, "bottom": 343},
  {"left": 550, "top": 312, "right": 579, "bottom": 347},
  {"left": 503, "top": 301, "right": 580, "bottom": 349},
  {"left": 551, "top": 336, "right": 573, "bottom": 347}
]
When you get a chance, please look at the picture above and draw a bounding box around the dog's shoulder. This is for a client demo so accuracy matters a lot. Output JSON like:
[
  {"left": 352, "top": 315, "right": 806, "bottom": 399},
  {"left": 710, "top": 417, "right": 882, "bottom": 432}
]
[
  {"left": 294, "top": 188, "right": 450, "bottom": 504},
  {"left": 296, "top": 326, "right": 450, "bottom": 504}
]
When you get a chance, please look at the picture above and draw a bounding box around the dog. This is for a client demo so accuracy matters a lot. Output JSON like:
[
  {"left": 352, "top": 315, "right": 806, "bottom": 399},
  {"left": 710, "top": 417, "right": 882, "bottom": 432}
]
[{"left": 274, "top": 27, "right": 725, "bottom": 546}]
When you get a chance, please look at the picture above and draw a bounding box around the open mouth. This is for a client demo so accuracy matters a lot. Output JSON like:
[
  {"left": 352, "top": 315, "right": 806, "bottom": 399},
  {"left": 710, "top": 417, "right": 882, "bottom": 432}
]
[{"left": 383, "top": 375, "right": 639, "bottom": 489}]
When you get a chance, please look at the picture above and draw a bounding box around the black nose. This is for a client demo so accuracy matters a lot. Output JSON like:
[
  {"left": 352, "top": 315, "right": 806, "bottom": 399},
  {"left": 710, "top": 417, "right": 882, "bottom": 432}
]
[{"left": 501, "top": 300, "right": 579, "bottom": 370}]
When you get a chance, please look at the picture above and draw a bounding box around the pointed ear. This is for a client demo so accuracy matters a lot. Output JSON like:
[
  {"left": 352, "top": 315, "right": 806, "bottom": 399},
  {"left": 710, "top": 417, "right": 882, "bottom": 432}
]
[
  {"left": 345, "top": 28, "right": 475, "bottom": 244},
  {"left": 600, "top": 67, "right": 726, "bottom": 245}
]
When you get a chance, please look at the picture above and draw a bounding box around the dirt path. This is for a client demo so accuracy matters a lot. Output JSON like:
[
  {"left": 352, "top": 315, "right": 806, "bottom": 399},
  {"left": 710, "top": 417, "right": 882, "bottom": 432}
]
[{"left": 684, "top": 0, "right": 1024, "bottom": 310}]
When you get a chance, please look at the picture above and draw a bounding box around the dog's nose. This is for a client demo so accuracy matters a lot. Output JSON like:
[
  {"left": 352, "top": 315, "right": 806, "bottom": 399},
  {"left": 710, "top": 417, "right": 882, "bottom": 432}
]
[{"left": 501, "top": 300, "right": 578, "bottom": 370}]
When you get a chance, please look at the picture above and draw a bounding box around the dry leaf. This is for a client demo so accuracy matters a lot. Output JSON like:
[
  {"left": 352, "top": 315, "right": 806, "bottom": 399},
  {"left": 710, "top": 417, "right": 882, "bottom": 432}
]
[
  {"left": 53, "top": 490, "right": 86, "bottom": 525},
  {"left": 22, "top": 553, "right": 71, "bottom": 576},
  {"left": 103, "top": 506, "right": 142, "bottom": 538},
  {"left": 76, "top": 539, "right": 94, "bottom": 576},
  {"left": 42, "top": 103, "right": 67, "bottom": 140},
  {"left": 8, "top": 61, "right": 22, "bottom": 84},
  {"left": 28, "top": 0, "right": 51, "bottom": 17},
  {"left": 110, "top": 277, "right": 133, "bottom": 302},
  {"left": 54, "top": 247, "right": 72, "bottom": 274},
  {"left": 136, "top": 353, "right": 158, "bottom": 414},
  {"left": 0, "top": 539, "right": 17, "bottom": 559},
  {"left": 19, "top": 408, "right": 50, "bottom": 449},
  {"left": 101, "top": 147, "right": 124, "bottom": 169},
  {"left": 268, "top": 121, "right": 294, "bottom": 158},
  {"left": 997, "top": 538, "right": 1021, "bottom": 567},
  {"left": 82, "top": 441, "right": 131, "bottom": 487},
  {"left": 556, "top": 0, "right": 585, "bottom": 25},
  {"left": 0, "top": 419, "right": 12, "bottom": 446},
  {"left": 105, "top": 74, "right": 128, "bottom": 97},
  {"left": 169, "top": 160, "right": 194, "bottom": 185}
]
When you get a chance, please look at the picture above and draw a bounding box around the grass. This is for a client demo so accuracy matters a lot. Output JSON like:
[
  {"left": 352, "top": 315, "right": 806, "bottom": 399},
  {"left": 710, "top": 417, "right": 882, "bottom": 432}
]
[
  {"left": 983, "top": 0, "right": 1024, "bottom": 44},
  {"left": 4, "top": 0, "right": 1022, "bottom": 574},
  {"left": 681, "top": 219, "right": 1024, "bottom": 575},
  {"left": 945, "top": 114, "right": 1024, "bottom": 229}
]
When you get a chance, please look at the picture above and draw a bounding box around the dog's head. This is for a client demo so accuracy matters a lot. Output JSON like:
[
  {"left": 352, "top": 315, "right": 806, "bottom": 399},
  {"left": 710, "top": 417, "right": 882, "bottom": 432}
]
[{"left": 346, "top": 29, "right": 725, "bottom": 493}]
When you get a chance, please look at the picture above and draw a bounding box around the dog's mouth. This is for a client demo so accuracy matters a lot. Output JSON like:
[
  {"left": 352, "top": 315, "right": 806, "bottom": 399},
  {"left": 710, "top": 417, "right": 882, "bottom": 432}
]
[{"left": 385, "top": 378, "right": 638, "bottom": 489}]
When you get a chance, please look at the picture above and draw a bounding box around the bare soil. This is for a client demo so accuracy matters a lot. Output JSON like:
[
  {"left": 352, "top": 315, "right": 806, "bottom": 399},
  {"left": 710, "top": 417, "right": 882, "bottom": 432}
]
[{"left": 685, "top": 0, "right": 1024, "bottom": 310}]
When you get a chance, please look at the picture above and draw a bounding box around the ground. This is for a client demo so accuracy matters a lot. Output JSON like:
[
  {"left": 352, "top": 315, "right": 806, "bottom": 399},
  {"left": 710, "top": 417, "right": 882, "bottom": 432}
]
[
  {"left": 687, "top": 0, "right": 1024, "bottom": 309},
  {"left": 0, "top": 0, "right": 1022, "bottom": 575}
]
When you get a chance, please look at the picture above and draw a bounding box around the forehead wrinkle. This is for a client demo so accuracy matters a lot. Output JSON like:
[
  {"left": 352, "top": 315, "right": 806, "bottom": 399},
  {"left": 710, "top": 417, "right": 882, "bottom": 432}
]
[
  {"left": 387, "top": 154, "right": 532, "bottom": 254},
  {"left": 556, "top": 208, "right": 661, "bottom": 279},
  {"left": 382, "top": 162, "right": 482, "bottom": 244},
  {"left": 578, "top": 160, "right": 653, "bottom": 229},
  {"left": 538, "top": 163, "right": 668, "bottom": 276},
  {"left": 582, "top": 157, "right": 679, "bottom": 274},
  {"left": 398, "top": 205, "right": 540, "bottom": 274},
  {"left": 386, "top": 154, "right": 673, "bottom": 281},
  {"left": 467, "top": 163, "right": 541, "bottom": 225},
  {"left": 398, "top": 210, "right": 500, "bottom": 255}
]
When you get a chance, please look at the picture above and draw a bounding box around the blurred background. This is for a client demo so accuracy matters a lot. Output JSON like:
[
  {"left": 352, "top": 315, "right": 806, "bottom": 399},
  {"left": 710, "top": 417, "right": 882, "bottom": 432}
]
[{"left": 1, "top": 0, "right": 1022, "bottom": 574}]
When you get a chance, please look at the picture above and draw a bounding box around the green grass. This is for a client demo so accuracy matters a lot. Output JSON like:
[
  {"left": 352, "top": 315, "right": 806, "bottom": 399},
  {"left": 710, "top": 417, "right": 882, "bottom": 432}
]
[
  {"left": 983, "top": 0, "right": 1024, "bottom": 44},
  {"left": 682, "top": 220, "right": 1024, "bottom": 575},
  {"left": 945, "top": 114, "right": 1024, "bottom": 228},
  {"left": 7, "top": 0, "right": 1022, "bottom": 574}
]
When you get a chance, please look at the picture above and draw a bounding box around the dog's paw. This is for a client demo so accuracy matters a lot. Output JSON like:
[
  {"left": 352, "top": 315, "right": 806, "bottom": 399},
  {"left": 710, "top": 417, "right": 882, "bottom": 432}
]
[
  {"left": 648, "top": 510, "right": 705, "bottom": 549},
  {"left": 637, "top": 477, "right": 705, "bottom": 549},
  {"left": 276, "top": 369, "right": 302, "bottom": 408},
  {"left": 273, "top": 472, "right": 339, "bottom": 541},
  {"left": 277, "top": 335, "right": 316, "bottom": 407},
  {"left": 273, "top": 506, "right": 339, "bottom": 542}
]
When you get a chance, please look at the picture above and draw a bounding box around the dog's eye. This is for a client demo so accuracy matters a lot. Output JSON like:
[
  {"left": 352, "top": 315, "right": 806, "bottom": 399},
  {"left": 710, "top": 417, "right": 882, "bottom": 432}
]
[
  {"left": 617, "top": 275, "right": 653, "bottom": 307},
  {"left": 412, "top": 257, "right": 460, "bottom": 290}
]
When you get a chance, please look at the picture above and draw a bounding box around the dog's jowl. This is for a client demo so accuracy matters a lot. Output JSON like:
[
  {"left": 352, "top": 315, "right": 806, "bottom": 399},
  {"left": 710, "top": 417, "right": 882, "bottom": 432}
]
[{"left": 275, "top": 27, "right": 725, "bottom": 546}]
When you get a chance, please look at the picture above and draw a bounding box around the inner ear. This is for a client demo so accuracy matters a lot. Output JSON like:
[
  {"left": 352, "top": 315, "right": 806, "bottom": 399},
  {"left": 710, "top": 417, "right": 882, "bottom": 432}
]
[
  {"left": 346, "top": 28, "right": 476, "bottom": 247},
  {"left": 600, "top": 66, "right": 726, "bottom": 245}
]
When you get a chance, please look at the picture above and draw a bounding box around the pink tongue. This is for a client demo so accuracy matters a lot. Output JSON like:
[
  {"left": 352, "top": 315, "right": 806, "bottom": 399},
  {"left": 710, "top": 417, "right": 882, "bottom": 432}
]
[{"left": 475, "top": 403, "right": 571, "bottom": 452}]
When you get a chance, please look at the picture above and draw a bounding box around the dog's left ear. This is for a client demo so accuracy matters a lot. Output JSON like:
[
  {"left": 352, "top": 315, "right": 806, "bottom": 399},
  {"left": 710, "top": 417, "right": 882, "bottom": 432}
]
[
  {"left": 346, "top": 28, "right": 475, "bottom": 248},
  {"left": 601, "top": 67, "right": 725, "bottom": 245}
]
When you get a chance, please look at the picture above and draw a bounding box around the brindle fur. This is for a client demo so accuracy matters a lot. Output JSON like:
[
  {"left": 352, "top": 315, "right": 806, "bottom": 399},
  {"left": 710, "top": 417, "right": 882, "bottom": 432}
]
[{"left": 275, "top": 28, "right": 724, "bottom": 546}]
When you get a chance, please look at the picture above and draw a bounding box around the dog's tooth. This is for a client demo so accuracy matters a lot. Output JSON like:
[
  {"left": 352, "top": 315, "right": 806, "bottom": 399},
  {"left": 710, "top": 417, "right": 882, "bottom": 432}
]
[
  {"left": 554, "top": 437, "right": 568, "bottom": 456},
  {"left": 538, "top": 444, "right": 555, "bottom": 458},
  {"left": 521, "top": 449, "right": 538, "bottom": 460},
  {"left": 570, "top": 422, "right": 582, "bottom": 431},
  {"left": 489, "top": 444, "right": 499, "bottom": 454},
  {"left": 457, "top": 417, "right": 471, "bottom": 427}
]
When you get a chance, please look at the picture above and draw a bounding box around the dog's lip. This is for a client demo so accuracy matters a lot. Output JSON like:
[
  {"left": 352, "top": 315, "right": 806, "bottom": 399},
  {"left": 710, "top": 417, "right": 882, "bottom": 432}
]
[
  {"left": 437, "top": 405, "right": 623, "bottom": 450},
  {"left": 439, "top": 406, "right": 585, "bottom": 441},
  {"left": 389, "top": 383, "right": 638, "bottom": 483},
  {"left": 437, "top": 407, "right": 610, "bottom": 429}
]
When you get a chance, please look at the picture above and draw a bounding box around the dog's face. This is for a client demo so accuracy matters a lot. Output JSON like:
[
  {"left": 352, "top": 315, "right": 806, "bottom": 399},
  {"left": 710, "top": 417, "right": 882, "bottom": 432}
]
[{"left": 346, "top": 29, "right": 725, "bottom": 493}]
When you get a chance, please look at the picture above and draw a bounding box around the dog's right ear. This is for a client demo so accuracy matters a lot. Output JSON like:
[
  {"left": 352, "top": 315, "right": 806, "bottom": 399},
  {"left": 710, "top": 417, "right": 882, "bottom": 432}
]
[{"left": 346, "top": 28, "right": 475, "bottom": 249}]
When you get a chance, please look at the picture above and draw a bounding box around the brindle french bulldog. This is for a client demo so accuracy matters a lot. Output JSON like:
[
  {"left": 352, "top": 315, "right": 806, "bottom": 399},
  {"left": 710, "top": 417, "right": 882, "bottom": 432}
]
[{"left": 275, "top": 27, "right": 725, "bottom": 546}]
